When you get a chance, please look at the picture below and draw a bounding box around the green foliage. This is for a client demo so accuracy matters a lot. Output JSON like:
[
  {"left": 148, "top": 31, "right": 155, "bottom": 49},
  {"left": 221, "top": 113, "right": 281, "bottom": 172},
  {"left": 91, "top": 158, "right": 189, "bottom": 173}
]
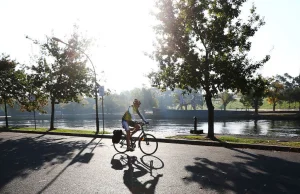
[
  {"left": 103, "top": 93, "right": 125, "bottom": 113},
  {"left": 4, "top": 85, "right": 299, "bottom": 116},
  {"left": 0, "top": 54, "right": 27, "bottom": 105},
  {"left": 226, "top": 100, "right": 245, "bottom": 110},
  {"left": 115, "top": 88, "right": 157, "bottom": 112},
  {"left": 29, "top": 27, "right": 94, "bottom": 129},
  {"left": 139, "top": 88, "right": 157, "bottom": 111},
  {"left": 151, "top": 88, "right": 176, "bottom": 109},
  {"left": 266, "top": 77, "right": 285, "bottom": 111},
  {"left": 149, "top": 0, "right": 270, "bottom": 137},
  {"left": 36, "top": 39, "right": 94, "bottom": 104},
  {"left": 0, "top": 54, "right": 33, "bottom": 128},
  {"left": 0, "top": 54, "right": 29, "bottom": 128},
  {"left": 150, "top": 0, "right": 269, "bottom": 94},
  {"left": 218, "top": 91, "right": 235, "bottom": 110},
  {"left": 240, "top": 75, "right": 269, "bottom": 113},
  {"left": 166, "top": 135, "right": 300, "bottom": 147},
  {"left": 276, "top": 73, "right": 300, "bottom": 110}
]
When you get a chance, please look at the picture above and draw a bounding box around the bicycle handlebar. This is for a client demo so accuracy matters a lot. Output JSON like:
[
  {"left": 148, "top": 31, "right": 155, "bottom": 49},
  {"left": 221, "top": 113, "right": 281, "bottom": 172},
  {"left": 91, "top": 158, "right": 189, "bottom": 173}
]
[{"left": 135, "top": 121, "right": 149, "bottom": 126}]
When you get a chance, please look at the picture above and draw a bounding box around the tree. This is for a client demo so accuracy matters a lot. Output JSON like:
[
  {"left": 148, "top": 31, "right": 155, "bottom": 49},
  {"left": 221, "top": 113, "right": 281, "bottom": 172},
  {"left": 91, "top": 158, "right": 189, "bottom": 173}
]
[
  {"left": 218, "top": 91, "right": 235, "bottom": 111},
  {"left": 292, "top": 74, "right": 300, "bottom": 110},
  {"left": 240, "top": 94, "right": 252, "bottom": 110},
  {"left": 0, "top": 54, "right": 28, "bottom": 128},
  {"left": 30, "top": 30, "right": 94, "bottom": 129},
  {"left": 292, "top": 87, "right": 300, "bottom": 111},
  {"left": 240, "top": 75, "right": 269, "bottom": 114},
  {"left": 59, "top": 96, "right": 89, "bottom": 114},
  {"left": 148, "top": 0, "right": 270, "bottom": 138},
  {"left": 276, "top": 73, "right": 295, "bottom": 108},
  {"left": 20, "top": 74, "right": 49, "bottom": 114},
  {"left": 141, "top": 88, "right": 157, "bottom": 111},
  {"left": 266, "top": 78, "right": 284, "bottom": 112},
  {"left": 103, "top": 94, "right": 123, "bottom": 113}
]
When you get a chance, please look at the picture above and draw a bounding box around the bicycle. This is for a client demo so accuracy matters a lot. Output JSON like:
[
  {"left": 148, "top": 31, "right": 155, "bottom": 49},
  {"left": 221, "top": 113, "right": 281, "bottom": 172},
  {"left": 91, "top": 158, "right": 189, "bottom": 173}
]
[{"left": 113, "top": 122, "right": 158, "bottom": 155}]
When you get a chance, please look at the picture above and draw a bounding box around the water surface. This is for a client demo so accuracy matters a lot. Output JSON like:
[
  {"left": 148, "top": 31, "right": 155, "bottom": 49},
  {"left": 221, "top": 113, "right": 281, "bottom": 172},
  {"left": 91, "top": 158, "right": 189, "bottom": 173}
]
[{"left": 1, "top": 119, "right": 300, "bottom": 138}]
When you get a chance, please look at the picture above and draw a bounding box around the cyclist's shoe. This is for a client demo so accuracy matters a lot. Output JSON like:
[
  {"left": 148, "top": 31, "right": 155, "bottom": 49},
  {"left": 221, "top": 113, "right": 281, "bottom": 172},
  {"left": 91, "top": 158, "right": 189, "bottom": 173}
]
[{"left": 126, "top": 147, "right": 134, "bottom": 152}]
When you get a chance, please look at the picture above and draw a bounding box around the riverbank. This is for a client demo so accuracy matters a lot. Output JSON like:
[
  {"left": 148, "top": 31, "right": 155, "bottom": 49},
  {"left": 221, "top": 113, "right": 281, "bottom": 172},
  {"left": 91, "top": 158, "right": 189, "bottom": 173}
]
[
  {"left": 152, "top": 108, "right": 300, "bottom": 120},
  {"left": 1, "top": 126, "right": 300, "bottom": 152},
  {"left": 2, "top": 110, "right": 299, "bottom": 121}
]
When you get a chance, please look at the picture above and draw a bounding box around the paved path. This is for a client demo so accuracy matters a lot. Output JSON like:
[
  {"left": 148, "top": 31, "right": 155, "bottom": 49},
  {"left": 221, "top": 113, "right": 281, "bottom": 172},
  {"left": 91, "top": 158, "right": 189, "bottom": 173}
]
[{"left": 0, "top": 132, "right": 300, "bottom": 194}]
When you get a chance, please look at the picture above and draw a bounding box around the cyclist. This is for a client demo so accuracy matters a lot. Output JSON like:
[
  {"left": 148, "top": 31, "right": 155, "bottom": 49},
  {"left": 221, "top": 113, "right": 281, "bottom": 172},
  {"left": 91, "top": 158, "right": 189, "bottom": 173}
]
[{"left": 122, "top": 99, "right": 149, "bottom": 151}]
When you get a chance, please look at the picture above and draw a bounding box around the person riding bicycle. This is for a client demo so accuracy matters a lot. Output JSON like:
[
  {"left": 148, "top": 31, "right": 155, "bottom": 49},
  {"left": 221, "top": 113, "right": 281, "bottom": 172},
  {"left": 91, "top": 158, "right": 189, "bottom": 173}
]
[{"left": 122, "top": 99, "right": 149, "bottom": 151}]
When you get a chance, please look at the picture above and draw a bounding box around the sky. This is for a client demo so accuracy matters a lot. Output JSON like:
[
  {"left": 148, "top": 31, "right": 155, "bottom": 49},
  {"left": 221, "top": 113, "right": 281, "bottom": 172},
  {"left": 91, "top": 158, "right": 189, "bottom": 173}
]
[{"left": 1, "top": 0, "right": 300, "bottom": 94}]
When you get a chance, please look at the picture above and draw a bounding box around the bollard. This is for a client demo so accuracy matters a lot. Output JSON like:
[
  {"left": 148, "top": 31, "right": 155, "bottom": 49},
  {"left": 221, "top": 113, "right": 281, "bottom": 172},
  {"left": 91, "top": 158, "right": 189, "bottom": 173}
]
[
  {"left": 194, "top": 116, "right": 197, "bottom": 132},
  {"left": 190, "top": 116, "right": 203, "bottom": 134}
]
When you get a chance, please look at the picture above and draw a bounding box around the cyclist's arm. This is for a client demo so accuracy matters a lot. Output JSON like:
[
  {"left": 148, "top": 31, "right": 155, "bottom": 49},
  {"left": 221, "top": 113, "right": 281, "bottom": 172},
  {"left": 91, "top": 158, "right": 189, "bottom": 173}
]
[{"left": 136, "top": 109, "right": 147, "bottom": 123}]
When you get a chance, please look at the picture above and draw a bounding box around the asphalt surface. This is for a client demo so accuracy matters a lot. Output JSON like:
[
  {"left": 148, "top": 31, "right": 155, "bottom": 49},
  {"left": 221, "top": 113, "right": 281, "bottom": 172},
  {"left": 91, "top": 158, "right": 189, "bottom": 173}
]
[{"left": 1, "top": 132, "right": 300, "bottom": 194}]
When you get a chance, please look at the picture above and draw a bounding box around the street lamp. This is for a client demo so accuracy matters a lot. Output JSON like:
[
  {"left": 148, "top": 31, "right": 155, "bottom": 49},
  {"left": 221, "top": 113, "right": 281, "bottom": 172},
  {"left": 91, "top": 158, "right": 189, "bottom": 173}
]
[{"left": 52, "top": 37, "right": 100, "bottom": 133}]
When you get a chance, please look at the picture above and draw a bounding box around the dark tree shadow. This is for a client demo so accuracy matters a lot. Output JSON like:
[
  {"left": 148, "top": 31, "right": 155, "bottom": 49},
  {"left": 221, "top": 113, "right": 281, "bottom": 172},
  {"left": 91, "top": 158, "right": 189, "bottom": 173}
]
[
  {"left": 184, "top": 149, "right": 300, "bottom": 194},
  {"left": 0, "top": 135, "right": 103, "bottom": 191},
  {"left": 111, "top": 153, "right": 163, "bottom": 194}
]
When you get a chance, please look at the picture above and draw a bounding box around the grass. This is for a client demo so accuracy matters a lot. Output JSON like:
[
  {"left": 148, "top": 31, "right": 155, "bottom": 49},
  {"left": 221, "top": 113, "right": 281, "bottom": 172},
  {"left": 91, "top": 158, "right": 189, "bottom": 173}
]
[
  {"left": 2, "top": 126, "right": 300, "bottom": 148},
  {"left": 0, "top": 126, "right": 110, "bottom": 135},
  {"left": 166, "top": 135, "right": 300, "bottom": 148}
]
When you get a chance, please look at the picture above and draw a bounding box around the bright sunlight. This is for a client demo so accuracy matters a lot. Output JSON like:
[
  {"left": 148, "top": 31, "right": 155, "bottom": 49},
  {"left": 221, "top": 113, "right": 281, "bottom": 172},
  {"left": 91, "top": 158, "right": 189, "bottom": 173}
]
[{"left": 1, "top": 0, "right": 300, "bottom": 93}]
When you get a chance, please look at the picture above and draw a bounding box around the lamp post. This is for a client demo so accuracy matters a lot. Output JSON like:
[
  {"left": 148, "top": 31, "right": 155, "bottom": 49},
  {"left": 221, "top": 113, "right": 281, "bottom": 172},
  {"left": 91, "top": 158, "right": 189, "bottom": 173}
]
[{"left": 52, "top": 37, "right": 100, "bottom": 133}]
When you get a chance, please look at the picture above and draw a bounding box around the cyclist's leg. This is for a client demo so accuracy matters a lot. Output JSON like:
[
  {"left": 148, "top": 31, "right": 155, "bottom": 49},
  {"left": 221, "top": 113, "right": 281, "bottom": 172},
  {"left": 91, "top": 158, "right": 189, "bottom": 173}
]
[
  {"left": 131, "top": 122, "right": 141, "bottom": 136},
  {"left": 122, "top": 120, "right": 133, "bottom": 151}
]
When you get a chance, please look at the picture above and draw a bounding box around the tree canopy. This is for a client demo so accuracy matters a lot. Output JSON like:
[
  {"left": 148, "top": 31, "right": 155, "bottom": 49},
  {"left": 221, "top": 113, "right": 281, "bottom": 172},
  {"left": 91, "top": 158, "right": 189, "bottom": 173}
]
[
  {"left": 149, "top": 0, "right": 270, "bottom": 137},
  {"left": 0, "top": 54, "right": 27, "bottom": 128},
  {"left": 218, "top": 91, "right": 235, "bottom": 111},
  {"left": 30, "top": 29, "right": 94, "bottom": 129},
  {"left": 240, "top": 75, "right": 269, "bottom": 114}
]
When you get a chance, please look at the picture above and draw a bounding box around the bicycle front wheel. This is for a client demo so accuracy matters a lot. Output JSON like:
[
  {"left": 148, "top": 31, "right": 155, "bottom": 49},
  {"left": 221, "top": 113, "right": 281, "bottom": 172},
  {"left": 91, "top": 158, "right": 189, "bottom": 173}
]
[
  {"left": 138, "top": 133, "right": 158, "bottom": 155},
  {"left": 113, "top": 134, "right": 127, "bottom": 153}
]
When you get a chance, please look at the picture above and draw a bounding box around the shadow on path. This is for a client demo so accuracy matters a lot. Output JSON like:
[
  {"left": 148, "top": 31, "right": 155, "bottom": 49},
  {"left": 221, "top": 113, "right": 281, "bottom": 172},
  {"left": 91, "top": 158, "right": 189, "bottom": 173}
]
[
  {"left": 184, "top": 148, "right": 300, "bottom": 194},
  {"left": 0, "top": 135, "right": 103, "bottom": 192},
  {"left": 111, "top": 153, "right": 163, "bottom": 194}
]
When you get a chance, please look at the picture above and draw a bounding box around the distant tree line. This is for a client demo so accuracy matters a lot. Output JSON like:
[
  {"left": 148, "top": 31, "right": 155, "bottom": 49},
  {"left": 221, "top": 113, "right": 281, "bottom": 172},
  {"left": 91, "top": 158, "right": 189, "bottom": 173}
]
[{"left": 3, "top": 74, "right": 300, "bottom": 117}]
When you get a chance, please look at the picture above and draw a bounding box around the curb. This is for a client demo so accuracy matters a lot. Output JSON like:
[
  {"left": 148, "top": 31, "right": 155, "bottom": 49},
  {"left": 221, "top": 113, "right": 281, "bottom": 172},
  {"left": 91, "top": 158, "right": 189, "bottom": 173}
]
[{"left": 3, "top": 130, "right": 300, "bottom": 153}]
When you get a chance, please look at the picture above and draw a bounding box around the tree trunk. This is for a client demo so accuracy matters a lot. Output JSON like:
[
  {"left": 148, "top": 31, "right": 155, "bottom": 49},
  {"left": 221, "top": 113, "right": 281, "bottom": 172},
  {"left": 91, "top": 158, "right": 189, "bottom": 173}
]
[
  {"left": 254, "top": 119, "right": 258, "bottom": 132},
  {"left": 224, "top": 104, "right": 226, "bottom": 111},
  {"left": 50, "top": 98, "right": 55, "bottom": 130},
  {"left": 255, "top": 106, "right": 258, "bottom": 115},
  {"left": 4, "top": 96, "right": 8, "bottom": 129},
  {"left": 205, "top": 94, "right": 214, "bottom": 138},
  {"left": 273, "top": 103, "right": 276, "bottom": 112},
  {"left": 254, "top": 98, "right": 258, "bottom": 115}
]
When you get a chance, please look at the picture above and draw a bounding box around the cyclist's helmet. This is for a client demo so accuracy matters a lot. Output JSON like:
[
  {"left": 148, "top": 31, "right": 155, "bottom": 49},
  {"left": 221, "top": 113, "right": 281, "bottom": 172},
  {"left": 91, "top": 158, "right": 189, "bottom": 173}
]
[{"left": 133, "top": 99, "right": 141, "bottom": 106}]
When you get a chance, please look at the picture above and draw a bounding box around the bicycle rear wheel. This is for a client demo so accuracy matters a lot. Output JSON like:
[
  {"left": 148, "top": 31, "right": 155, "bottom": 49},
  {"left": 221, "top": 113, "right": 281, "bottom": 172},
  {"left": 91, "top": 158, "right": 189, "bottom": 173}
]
[
  {"left": 138, "top": 133, "right": 158, "bottom": 155},
  {"left": 113, "top": 134, "right": 127, "bottom": 153}
]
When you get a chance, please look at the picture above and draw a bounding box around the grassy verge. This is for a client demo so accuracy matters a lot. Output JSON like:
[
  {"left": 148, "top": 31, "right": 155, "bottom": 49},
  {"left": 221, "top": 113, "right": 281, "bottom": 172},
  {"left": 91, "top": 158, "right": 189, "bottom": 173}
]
[
  {"left": 166, "top": 135, "right": 300, "bottom": 148},
  {"left": 0, "top": 126, "right": 110, "bottom": 135}
]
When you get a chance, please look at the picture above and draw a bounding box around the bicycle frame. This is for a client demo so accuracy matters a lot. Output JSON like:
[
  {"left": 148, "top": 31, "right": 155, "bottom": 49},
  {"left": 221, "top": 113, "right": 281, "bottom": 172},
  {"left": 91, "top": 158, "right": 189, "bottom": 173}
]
[{"left": 129, "top": 123, "right": 147, "bottom": 147}]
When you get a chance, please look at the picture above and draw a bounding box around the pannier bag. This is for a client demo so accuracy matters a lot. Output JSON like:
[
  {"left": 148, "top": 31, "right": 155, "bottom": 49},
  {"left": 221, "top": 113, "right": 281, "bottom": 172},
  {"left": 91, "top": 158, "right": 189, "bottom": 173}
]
[{"left": 112, "top": 130, "right": 123, "bottom": 143}]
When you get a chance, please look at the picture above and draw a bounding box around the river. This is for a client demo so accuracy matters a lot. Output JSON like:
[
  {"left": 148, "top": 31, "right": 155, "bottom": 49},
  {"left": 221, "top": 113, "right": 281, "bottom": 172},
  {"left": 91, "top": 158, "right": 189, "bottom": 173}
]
[{"left": 1, "top": 118, "right": 300, "bottom": 138}]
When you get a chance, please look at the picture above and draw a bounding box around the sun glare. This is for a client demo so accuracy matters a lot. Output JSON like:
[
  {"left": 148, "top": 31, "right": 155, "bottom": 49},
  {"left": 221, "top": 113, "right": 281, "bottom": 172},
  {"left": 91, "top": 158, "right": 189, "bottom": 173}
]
[
  {"left": 1, "top": 0, "right": 299, "bottom": 94},
  {"left": 81, "top": 0, "right": 158, "bottom": 93}
]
